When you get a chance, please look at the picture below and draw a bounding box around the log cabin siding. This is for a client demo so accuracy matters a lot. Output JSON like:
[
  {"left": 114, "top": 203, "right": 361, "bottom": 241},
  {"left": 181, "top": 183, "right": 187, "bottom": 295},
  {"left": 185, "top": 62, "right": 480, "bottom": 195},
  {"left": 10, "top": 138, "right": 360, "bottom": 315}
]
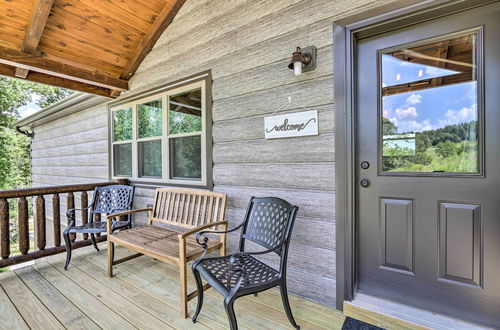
[{"left": 26, "top": 0, "right": 400, "bottom": 307}]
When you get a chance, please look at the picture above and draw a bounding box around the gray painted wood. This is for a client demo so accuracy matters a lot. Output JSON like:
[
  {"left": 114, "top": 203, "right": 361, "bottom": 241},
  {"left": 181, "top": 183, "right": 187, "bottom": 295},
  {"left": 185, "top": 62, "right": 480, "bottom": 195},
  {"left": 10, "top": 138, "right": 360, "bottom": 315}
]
[
  {"left": 215, "top": 185, "right": 335, "bottom": 221},
  {"left": 213, "top": 104, "right": 334, "bottom": 143},
  {"left": 214, "top": 163, "right": 335, "bottom": 191},
  {"left": 214, "top": 133, "right": 334, "bottom": 164},
  {"left": 213, "top": 76, "right": 333, "bottom": 122}
]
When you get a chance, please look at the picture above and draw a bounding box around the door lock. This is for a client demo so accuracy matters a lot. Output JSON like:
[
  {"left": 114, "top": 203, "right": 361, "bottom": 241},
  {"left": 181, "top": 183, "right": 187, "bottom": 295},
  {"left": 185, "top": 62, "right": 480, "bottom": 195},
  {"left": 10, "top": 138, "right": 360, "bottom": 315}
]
[
  {"left": 360, "top": 161, "right": 370, "bottom": 169},
  {"left": 360, "top": 178, "right": 371, "bottom": 188}
]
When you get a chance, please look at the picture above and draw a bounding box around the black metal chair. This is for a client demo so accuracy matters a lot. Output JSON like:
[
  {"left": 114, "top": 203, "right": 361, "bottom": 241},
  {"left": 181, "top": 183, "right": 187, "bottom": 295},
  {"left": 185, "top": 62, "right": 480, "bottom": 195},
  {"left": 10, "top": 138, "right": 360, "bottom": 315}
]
[
  {"left": 63, "top": 184, "right": 134, "bottom": 270},
  {"left": 192, "top": 197, "right": 300, "bottom": 330}
]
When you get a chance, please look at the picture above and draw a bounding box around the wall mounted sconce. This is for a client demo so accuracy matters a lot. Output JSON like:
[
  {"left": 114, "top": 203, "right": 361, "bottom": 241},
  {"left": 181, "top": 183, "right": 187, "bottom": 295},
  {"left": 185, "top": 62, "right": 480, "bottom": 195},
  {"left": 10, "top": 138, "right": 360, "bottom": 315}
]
[{"left": 288, "top": 46, "right": 316, "bottom": 76}]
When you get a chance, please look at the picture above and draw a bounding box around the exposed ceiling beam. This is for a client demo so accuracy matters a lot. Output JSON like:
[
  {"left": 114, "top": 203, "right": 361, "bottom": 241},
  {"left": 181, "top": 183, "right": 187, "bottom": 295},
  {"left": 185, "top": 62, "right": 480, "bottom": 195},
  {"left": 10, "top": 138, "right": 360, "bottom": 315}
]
[
  {"left": 120, "top": 0, "right": 187, "bottom": 79},
  {"left": 0, "top": 45, "right": 128, "bottom": 91},
  {"left": 15, "top": 0, "right": 55, "bottom": 78},
  {"left": 0, "top": 63, "right": 115, "bottom": 97}
]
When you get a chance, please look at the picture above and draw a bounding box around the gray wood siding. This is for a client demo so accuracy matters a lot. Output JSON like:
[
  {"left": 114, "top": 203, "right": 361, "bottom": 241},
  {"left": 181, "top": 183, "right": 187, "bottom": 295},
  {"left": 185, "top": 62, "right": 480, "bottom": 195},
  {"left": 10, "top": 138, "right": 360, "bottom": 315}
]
[{"left": 26, "top": 0, "right": 400, "bottom": 307}]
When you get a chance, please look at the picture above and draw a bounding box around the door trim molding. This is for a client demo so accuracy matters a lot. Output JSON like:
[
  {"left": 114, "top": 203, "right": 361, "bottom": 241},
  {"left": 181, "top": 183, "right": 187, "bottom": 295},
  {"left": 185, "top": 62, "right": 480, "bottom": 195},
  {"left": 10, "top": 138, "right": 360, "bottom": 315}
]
[{"left": 333, "top": 0, "right": 496, "bottom": 310}]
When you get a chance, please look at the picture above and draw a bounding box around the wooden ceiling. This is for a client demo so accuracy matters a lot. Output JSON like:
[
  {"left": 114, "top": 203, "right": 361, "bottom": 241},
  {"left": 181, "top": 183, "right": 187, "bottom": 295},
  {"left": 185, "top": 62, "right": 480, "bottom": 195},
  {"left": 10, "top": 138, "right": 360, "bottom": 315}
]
[{"left": 0, "top": 0, "right": 186, "bottom": 97}]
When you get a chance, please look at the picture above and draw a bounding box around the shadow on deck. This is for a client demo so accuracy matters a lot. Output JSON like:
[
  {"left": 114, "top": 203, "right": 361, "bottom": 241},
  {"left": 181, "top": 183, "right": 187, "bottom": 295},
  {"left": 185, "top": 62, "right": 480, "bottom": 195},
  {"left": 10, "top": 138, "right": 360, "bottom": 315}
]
[{"left": 0, "top": 244, "right": 344, "bottom": 329}]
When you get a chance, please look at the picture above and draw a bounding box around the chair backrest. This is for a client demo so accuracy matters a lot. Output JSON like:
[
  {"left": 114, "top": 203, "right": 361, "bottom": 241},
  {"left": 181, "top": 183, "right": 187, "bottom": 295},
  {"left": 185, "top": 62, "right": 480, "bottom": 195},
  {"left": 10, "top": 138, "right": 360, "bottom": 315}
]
[
  {"left": 90, "top": 185, "right": 135, "bottom": 215},
  {"left": 149, "top": 188, "right": 227, "bottom": 229},
  {"left": 239, "top": 197, "right": 299, "bottom": 271}
]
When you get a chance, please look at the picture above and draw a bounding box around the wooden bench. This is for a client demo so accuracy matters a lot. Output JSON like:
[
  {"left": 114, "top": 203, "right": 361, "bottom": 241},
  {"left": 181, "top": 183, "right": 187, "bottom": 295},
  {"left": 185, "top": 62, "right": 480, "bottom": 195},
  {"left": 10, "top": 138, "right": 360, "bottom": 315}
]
[{"left": 105, "top": 188, "right": 228, "bottom": 318}]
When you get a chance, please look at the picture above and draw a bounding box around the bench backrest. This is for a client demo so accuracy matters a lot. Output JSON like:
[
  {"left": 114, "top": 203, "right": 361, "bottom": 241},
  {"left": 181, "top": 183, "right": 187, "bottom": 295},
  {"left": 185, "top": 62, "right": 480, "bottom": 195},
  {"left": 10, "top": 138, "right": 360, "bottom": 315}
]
[{"left": 148, "top": 188, "right": 227, "bottom": 229}]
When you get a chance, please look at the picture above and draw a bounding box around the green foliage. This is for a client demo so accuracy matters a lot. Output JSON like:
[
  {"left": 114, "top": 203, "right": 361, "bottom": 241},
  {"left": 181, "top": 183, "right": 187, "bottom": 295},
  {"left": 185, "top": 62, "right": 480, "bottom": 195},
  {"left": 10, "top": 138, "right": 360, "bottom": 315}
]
[
  {"left": 436, "top": 141, "right": 458, "bottom": 158},
  {"left": 382, "top": 117, "right": 397, "bottom": 135},
  {"left": 383, "top": 120, "right": 479, "bottom": 173},
  {"left": 138, "top": 101, "right": 162, "bottom": 138},
  {"left": 112, "top": 107, "right": 132, "bottom": 141},
  {"left": 169, "top": 110, "right": 201, "bottom": 135}
]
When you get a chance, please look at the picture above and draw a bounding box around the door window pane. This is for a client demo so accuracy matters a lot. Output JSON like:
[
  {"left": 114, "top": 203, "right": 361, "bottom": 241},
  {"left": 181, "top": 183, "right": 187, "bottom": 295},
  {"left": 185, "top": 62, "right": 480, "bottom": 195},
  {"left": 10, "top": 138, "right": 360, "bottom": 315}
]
[
  {"left": 138, "top": 140, "right": 162, "bottom": 178},
  {"left": 170, "top": 135, "right": 201, "bottom": 179},
  {"left": 113, "top": 143, "right": 132, "bottom": 176},
  {"left": 113, "top": 107, "right": 132, "bottom": 141},
  {"left": 169, "top": 88, "right": 202, "bottom": 134},
  {"left": 380, "top": 32, "right": 479, "bottom": 173},
  {"left": 138, "top": 100, "right": 162, "bottom": 138}
]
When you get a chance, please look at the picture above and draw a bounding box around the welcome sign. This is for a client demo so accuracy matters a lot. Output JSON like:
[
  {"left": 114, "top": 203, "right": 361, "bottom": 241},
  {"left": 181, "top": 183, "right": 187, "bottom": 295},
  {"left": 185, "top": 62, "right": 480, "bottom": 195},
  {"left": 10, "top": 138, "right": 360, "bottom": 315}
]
[{"left": 264, "top": 110, "right": 318, "bottom": 139}]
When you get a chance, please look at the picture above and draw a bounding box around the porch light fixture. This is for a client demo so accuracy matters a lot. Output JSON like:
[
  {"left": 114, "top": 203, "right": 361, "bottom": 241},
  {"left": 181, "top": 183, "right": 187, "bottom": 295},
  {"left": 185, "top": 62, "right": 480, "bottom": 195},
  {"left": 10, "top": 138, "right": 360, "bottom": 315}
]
[{"left": 288, "top": 46, "right": 316, "bottom": 76}]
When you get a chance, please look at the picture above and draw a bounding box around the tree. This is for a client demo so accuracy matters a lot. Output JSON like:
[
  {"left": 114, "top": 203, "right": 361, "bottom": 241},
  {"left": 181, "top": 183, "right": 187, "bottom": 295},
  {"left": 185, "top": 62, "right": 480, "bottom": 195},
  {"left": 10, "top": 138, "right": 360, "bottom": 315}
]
[{"left": 0, "top": 77, "right": 73, "bottom": 189}]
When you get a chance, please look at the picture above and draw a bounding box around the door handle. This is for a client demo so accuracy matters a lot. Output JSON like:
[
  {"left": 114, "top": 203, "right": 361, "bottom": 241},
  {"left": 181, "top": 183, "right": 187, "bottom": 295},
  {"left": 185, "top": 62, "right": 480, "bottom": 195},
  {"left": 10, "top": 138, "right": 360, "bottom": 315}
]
[{"left": 360, "top": 178, "right": 371, "bottom": 188}]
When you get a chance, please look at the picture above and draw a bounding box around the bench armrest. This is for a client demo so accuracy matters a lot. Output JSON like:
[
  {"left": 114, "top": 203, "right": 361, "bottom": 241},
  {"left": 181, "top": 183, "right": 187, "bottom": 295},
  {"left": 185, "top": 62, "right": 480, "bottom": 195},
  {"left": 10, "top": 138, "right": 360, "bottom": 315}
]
[
  {"left": 178, "top": 221, "right": 227, "bottom": 239},
  {"left": 105, "top": 208, "right": 152, "bottom": 234}
]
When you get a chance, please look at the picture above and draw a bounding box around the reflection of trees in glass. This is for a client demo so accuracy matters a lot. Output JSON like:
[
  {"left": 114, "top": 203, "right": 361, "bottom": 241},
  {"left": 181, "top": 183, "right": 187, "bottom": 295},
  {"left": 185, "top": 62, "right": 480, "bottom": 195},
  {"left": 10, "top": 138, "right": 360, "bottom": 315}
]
[
  {"left": 170, "top": 136, "right": 201, "bottom": 179},
  {"left": 113, "top": 108, "right": 132, "bottom": 141},
  {"left": 169, "top": 89, "right": 202, "bottom": 134},
  {"left": 138, "top": 100, "right": 162, "bottom": 138},
  {"left": 383, "top": 119, "right": 478, "bottom": 172},
  {"left": 169, "top": 110, "right": 201, "bottom": 134},
  {"left": 113, "top": 144, "right": 132, "bottom": 176},
  {"left": 139, "top": 140, "right": 162, "bottom": 177}
]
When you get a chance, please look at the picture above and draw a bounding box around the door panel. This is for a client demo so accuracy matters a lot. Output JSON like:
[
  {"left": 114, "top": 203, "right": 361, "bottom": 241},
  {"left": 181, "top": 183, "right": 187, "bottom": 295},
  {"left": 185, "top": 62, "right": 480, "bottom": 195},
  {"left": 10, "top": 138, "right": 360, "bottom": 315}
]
[{"left": 356, "top": 3, "right": 500, "bottom": 327}]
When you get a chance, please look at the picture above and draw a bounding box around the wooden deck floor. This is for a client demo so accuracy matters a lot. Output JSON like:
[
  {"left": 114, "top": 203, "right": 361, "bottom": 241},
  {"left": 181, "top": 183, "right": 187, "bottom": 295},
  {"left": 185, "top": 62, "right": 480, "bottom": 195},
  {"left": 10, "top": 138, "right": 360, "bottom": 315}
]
[{"left": 0, "top": 244, "right": 345, "bottom": 329}]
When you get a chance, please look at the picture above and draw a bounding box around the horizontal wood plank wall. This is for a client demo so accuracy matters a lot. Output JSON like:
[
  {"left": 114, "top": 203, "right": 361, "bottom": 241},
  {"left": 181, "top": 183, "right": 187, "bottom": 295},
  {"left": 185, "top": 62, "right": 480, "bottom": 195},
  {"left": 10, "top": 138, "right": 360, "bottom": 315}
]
[
  {"left": 31, "top": 102, "right": 111, "bottom": 246},
  {"left": 27, "top": 0, "right": 400, "bottom": 307}
]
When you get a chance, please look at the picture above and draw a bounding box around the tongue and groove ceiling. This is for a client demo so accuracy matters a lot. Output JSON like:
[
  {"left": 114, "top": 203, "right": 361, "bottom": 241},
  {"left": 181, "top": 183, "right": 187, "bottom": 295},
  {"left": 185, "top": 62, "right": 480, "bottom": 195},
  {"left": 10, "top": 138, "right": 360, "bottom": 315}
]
[{"left": 0, "top": 0, "right": 186, "bottom": 97}]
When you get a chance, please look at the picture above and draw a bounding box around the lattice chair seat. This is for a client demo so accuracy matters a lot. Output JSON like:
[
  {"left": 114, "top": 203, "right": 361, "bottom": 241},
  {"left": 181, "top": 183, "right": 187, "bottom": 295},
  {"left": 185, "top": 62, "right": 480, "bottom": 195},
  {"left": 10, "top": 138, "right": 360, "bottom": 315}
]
[
  {"left": 198, "top": 255, "right": 279, "bottom": 293},
  {"left": 68, "top": 220, "right": 129, "bottom": 233}
]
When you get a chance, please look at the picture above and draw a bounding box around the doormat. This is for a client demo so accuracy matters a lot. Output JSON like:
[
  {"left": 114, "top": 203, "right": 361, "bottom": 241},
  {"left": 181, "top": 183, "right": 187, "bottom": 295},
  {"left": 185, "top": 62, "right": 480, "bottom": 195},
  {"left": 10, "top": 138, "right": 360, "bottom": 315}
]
[{"left": 342, "top": 317, "right": 384, "bottom": 330}]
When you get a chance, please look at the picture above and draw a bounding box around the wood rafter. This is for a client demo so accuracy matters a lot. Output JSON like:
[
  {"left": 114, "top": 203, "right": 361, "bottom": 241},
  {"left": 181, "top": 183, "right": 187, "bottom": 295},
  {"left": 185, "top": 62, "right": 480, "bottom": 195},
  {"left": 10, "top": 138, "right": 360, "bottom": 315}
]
[
  {"left": 0, "top": 63, "right": 114, "bottom": 97},
  {"left": 0, "top": 46, "right": 128, "bottom": 91},
  {"left": 15, "top": 0, "right": 54, "bottom": 79},
  {"left": 121, "top": 0, "right": 187, "bottom": 79}
]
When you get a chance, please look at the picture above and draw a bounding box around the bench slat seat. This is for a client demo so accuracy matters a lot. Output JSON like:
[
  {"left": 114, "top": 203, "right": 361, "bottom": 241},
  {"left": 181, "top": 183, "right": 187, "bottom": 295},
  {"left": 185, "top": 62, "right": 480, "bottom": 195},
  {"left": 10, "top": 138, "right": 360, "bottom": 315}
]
[{"left": 110, "top": 226, "right": 223, "bottom": 263}]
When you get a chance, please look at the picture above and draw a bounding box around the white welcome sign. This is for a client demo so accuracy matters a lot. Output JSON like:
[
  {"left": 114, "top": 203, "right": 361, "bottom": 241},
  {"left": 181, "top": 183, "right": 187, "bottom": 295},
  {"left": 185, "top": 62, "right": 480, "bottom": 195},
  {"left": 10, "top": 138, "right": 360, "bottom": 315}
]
[{"left": 264, "top": 110, "right": 318, "bottom": 139}]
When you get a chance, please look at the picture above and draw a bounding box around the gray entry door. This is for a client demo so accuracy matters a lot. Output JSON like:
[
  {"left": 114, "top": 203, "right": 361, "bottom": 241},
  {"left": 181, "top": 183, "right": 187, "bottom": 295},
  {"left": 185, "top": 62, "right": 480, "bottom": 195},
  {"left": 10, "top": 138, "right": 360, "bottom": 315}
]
[{"left": 356, "top": 3, "right": 500, "bottom": 327}]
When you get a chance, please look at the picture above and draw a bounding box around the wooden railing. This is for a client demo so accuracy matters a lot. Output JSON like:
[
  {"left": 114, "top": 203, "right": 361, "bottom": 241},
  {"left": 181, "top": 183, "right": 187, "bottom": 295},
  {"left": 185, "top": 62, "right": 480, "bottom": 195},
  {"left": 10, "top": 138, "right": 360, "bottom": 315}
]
[{"left": 0, "top": 179, "right": 128, "bottom": 268}]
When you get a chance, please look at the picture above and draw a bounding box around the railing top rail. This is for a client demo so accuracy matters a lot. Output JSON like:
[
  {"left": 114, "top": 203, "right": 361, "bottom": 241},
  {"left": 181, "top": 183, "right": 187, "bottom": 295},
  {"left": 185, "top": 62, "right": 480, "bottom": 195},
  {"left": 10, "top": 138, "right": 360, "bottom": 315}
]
[{"left": 0, "top": 182, "right": 117, "bottom": 199}]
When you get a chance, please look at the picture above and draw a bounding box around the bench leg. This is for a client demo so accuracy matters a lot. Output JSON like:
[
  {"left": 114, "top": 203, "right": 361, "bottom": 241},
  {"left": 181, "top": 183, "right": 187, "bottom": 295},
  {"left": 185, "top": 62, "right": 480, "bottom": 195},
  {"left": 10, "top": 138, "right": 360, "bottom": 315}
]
[
  {"left": 107, "top": 239, "right": 114, "bottom": 277},
  {"left": 179, "top": 238, "right": 188, "bottom": 318}
]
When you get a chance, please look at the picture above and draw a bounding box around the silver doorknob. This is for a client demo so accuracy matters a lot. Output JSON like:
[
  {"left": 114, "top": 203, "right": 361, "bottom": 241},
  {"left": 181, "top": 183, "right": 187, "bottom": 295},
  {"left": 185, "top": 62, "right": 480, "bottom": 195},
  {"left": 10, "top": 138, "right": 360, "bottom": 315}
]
[{"left": 360, "top": 178, "right": 370, "bottom": 188}]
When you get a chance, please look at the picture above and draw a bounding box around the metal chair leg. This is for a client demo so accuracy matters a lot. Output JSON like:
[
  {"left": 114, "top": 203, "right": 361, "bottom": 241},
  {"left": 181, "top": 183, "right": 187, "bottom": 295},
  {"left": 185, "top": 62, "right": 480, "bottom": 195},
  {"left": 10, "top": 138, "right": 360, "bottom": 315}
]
[
  {"left": 63, "top": 231, "right": 72, "bottom": 270},
  {"left": 280, "top": 283, "right": 300, "bottom": 329},
  {"left": 192, "top": 267, "right": 204, "bottom": 323},
  {"left": 90, "top": 233, "right": 99, "bottom": 251},
  {"left": 224, "top": 297, "right": 238, "bottom": 330}
]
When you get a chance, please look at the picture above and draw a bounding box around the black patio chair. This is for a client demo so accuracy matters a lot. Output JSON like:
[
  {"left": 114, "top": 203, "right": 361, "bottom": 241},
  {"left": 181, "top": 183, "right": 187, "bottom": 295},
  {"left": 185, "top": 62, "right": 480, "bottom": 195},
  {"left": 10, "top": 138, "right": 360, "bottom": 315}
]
[
  {"left": 63, "top": 184, "right": 135, "bottom": 270},
  {"left": 192, "top": 197, "right": 300, "bottom": 330}
]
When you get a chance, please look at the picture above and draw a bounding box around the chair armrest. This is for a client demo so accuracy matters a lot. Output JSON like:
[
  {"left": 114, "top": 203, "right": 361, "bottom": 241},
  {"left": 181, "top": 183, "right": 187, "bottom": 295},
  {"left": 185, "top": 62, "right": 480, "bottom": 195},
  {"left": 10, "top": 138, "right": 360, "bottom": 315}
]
[
  {"left": 105, "top": 208, "right": 152, "bottom": 234},
  {"left": 194, "top": 222, "right": 244, "bottom": 248},
  {"left": 65, "top": 206, "right": 92, "bottom": 218},
  {"left": 178, "top": 221, "right": 227, "bottom": 239},
  {"left": 105, "top": 208, "right": 152, "bottom": 220}
]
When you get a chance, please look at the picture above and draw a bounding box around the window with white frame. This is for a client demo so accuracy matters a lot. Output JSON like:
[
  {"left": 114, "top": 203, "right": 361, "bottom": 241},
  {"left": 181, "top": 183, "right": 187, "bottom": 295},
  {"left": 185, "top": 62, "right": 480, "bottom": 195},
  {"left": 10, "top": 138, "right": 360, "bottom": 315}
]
[{"left": 111, "top": 79, "right": 209, "bottom": 186}]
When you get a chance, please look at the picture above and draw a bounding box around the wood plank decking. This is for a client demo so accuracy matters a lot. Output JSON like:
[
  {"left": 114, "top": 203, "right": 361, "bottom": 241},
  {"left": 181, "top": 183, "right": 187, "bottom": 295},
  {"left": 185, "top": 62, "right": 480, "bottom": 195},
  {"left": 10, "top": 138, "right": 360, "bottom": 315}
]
[{"left": 0, "top": 244, "right": 345, "bottom": 329}]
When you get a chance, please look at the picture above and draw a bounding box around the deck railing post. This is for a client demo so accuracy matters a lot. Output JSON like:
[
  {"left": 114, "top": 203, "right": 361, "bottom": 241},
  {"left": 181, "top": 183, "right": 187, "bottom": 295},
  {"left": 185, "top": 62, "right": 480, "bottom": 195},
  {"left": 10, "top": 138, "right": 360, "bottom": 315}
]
[
  {"left": 18, "top": 197, "right": 29, "bottom": 255},
  {"left": 81, "top": 191, "right": 88, "bottom": 240},
  {"left": 67, "top": 192, "right": 75, "bottom": 242},
  {"left": 36, "top": 195, "right": 46, "bottom": 251},
  {"left": 0, "top": 198, "right": 10, "bottom": 259},
  {"left": 52, "top": 194, "right": 60, "bottom": 247}
]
